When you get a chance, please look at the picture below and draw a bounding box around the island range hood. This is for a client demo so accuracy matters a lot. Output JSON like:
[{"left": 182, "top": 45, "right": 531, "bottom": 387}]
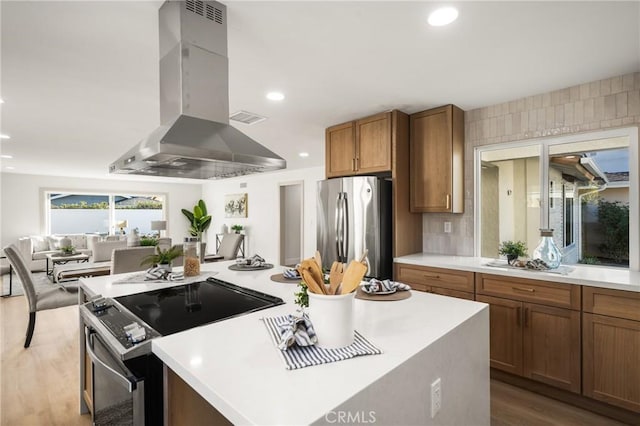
[{"left": 110, "top": 0, "right": 286, "bottom": 179}]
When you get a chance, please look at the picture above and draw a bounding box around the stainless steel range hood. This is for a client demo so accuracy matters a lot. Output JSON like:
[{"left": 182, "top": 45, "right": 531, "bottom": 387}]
[{"left": 109, "top": 0, "right": 286, "bottom": 179}]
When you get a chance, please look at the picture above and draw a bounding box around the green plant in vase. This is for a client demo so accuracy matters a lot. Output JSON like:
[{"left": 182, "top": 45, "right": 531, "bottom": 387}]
[
  {"left": 60, "top": 245, "right": 75, "bottom": 255},
  {"left": 294, "top": 281, "right": 309, "bottom": 308},
  {"left": 139, "top": 235, "right": 159, "bottom": 246},
  {"left": 231, "top": 224, "right": 244, "bottom": 234},
  {"left": 181, "top": 199, "right": 212, "bottom": 240},
  {"left": 498, "top": 240, "right": 528, "bottom": 265},
  {"left": 141, "top": 245, "right": 183, "bottom": 271}
]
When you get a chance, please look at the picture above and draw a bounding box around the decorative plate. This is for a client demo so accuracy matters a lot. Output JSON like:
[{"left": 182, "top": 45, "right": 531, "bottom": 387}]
[
  {"left": 228, "top": 263, "right": 274, "bottom": 271},
  {"left": 361, "top": 285, "right": 397, "bottom": 295}
]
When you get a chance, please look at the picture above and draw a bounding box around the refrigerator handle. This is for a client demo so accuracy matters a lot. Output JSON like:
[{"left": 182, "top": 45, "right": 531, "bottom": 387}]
[
  {"left": 335, "top": 193, "right": 343, "bottom": 261},
  {"left": 342, "top": 192, "right": 349, "bottom": 263}
]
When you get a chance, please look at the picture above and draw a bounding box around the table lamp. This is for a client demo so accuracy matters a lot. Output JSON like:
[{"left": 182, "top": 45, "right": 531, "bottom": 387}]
[
  {"left": 116, "top": 220, "right": 128, "bottom": 235},
  {"left": 151, "top": 220, "right": 167, "bottom": 237}
]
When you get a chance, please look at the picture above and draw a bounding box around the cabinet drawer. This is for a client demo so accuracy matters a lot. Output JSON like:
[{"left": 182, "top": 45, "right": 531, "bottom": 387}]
[
  {"left": 395, "top": 264, "right": 474, "bottom": 293},
  {"left": 583, "top": 286, "right": 640, "bottom": 321},
  {"left": 430, "top": 286, "right": 475, "bottom": 301},
  {"left": 476, "top": 273, "right": 580, "bottom": 310}
]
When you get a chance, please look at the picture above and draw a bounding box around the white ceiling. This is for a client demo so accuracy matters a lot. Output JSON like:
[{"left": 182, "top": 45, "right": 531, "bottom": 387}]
[{"left": 1, "top": 1, "right": 639, "bottom": 183}]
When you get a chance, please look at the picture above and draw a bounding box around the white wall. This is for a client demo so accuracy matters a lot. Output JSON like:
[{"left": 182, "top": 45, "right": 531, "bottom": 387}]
[
  {"left": 0, "top": 172, "right": 203, "bottom": 248},
  {"left": 202, "top": 167, "right": 324, "bottom": 262},
  {"left": 281, "top": 183, "right": 302, "bottom": 265}
]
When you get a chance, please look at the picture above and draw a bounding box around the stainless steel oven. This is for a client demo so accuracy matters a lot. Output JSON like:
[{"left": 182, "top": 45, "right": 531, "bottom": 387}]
[
  {"left": 85, "top": 327, "right": 145, "bottom": 426},
  {"left": 80, "top": 277, "right": 284, "bottom": 425}
]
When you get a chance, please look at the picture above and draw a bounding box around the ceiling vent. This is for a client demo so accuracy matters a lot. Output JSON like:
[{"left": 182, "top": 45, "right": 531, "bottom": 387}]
[{"left": 230, "top": 110, "right": 267, "bottom": 125}]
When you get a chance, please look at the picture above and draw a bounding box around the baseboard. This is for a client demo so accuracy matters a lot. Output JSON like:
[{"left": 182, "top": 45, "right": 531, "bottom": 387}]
[{"left": 491, "top": 369, "right": 639, "bottom": 425}]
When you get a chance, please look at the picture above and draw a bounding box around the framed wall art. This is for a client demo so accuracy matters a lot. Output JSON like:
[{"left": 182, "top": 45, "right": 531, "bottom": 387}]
[{"left": 224, "top": 193, "right": 248, "bottom": 218}]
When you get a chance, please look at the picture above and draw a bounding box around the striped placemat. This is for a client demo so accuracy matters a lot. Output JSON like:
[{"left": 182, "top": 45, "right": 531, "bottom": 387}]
[{"left": 261, "top": 315, "right": 382, "bottom": 370}]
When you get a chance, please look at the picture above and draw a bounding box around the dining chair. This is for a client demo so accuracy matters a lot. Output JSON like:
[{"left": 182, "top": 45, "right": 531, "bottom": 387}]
[
  {"left": 110, "top": 246, "right": 156, "bottom": 275},
  {"left": 3, "top": 244, "right": 79, "bottom": 348},
  {"left": 207, "top": 233, "right": 244, "bottom": 261}
]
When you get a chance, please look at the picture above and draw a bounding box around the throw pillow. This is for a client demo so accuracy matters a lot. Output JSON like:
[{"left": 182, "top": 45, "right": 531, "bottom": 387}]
[
  {"left": 127, "top": 234, "right": 140, "bottom": 247},
  {"left": 46, "top": 235, "right": 64, "bottom": 250},
  {"left": 30, "top": 236, "right": 50, "bottom": 253},
  {"left": 66, "top": 234, "right": 87, "bottom": 249}
]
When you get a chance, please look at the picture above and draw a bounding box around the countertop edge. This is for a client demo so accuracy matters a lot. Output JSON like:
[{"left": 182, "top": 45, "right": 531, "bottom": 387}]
[{"left": 394, "top": 254, "right": 640, "bottom": 292}]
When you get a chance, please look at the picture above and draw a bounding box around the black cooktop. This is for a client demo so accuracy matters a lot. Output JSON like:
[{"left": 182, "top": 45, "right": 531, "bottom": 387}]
[{"left": 114, "top": 277, "right": 284, "bottom": 336}]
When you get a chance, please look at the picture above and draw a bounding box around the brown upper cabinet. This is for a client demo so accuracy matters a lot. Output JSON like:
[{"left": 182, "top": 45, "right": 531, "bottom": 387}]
[
  {"left": 325, "top": 111, "right": 392, "bottom": 178},
  {"left": 410, "top": 104, "right": 464, "bottom": 213},
  {"left": 325, "top": 110, "right": 423, "bottom": 257}
]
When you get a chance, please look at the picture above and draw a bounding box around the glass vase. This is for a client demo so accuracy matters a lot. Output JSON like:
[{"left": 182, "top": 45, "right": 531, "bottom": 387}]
[{"left": 532, "top": 229, "right": 562, "bottom": 269}]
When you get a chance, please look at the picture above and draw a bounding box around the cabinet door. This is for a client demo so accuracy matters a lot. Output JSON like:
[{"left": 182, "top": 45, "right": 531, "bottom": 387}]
[
  {"left": 410, "top": 106, "right": 453, "bottom": 212},
  {"left": 326, "top": 122, "right": 355, "bottom": 178},
  {"left": 355, "top": 112, "right": 391, "bottom": 174},
  {"left": 83, "top": 349, "right": 93, "bottom": 413},
  {"left": 523, "top": 303, "right": 581, "bottom": 393},
  {"left": 476, "top": 295, "right": 523, "bottom": 375},
  {"left": 583, "top": 313, "right": 640, "bottom": 413}
]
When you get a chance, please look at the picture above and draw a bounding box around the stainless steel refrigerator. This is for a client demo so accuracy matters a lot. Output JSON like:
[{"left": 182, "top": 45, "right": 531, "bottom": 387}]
[{"left": 317, "top": 176, "right": 392, "bottom": 279}]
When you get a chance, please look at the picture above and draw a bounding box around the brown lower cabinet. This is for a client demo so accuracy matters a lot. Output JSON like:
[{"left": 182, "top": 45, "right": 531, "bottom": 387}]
[
  {"left": 394, "top": 266, "right": 640, "bottom": 416},
  {"left": 583, "top": 287, "right": 640, "bottom": 413},
  {"left": 476, "top": 274, "right": 581, "bottom": 394},
  {"left": 83, "top": 350, "right": 93, "bottom": 413},
  {"left": 394, "top": 263, "right": 474, "bottom": 300},
  {"left": 166, "top": 366, "right": 231, "bottom": 426}
]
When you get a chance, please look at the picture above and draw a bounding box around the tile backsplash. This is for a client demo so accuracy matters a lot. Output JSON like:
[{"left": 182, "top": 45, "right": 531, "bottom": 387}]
[{"left": 423, "top": 72, "right": 640, "bottom": 256}]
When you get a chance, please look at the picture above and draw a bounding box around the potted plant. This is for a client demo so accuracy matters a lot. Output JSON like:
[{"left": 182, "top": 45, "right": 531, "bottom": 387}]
[
  {"left": 141, "top": 245, "right": 183, "bottom": 271},
  {"left": 60, "top": 245, "right": 75, "bottom": 255},
  {"left": 231, "top": 224, "right": 243, "bottom": 234},
  {"left": 181, "top": 199, "right": 212, "bottom": 240},
  {"left": 139, "top": 235, "right": 159, "bottom": 246},
  {"left": 498, "top": 240, "right": 528, "bottom": 265}
]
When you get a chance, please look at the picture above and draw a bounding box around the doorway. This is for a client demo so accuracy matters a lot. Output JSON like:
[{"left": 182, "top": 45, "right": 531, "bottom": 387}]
[{"left": 279, "top": 181, "right": 304, "bottom": 267}]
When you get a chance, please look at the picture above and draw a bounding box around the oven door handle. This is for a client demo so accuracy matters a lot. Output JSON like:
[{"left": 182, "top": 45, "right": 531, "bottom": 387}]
[{"left": 85, "top": 328, "right": 137, "bottom": 392}]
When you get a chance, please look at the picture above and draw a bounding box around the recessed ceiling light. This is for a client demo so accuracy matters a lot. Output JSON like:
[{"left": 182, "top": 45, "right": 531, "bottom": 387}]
[
  {"left": 428, "top": 7, "right": 458, "bottom": 26},
  {"left": 0, "top": 134, "right": 10, "bottom": 139},
  {"left": 266, "top": 91, "right": 285, "bottom": 101},
  {"left": 299, "top": 152, "right": 309, "bottom": 158},
  {"left": 0, "top": 99, "right": 4, "bottom": 104},
  {"left": 5, "top": 166, "right": 15, "bottom": 170},
  {"left": 0, "top": 154, "right": 13, "bottom": 159}
]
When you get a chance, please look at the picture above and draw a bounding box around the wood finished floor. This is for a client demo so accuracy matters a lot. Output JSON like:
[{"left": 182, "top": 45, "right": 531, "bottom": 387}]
[{"left": 0, "top": 294, "right": 628, "bottom": 426}]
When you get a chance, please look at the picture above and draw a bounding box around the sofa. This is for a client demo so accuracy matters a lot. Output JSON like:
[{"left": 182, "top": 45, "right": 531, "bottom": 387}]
[
  {"left": 17, "top": 234, "right": 101, "bottom": 272},
  {"left": 19, "top": 233, "right": 174, "bottom": 273},
  {"left": 51, "top": 237, "right": 174, "bottom": 282}
]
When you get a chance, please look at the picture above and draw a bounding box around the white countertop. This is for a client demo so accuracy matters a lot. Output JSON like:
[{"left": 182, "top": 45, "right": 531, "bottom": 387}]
[
  {"left": 394, "top": 253, "right": 640, "bottom": 292},
  {"left": 80, "top": 261, "right": 487, "bottom": 425}
]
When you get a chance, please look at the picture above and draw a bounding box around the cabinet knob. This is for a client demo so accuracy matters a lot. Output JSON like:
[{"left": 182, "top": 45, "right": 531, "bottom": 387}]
[
  {"left": 352, "top": 158, "right": 356, "bottom": 171},
  {"left": 423, "top": 274, "right": 440, "bottom": 280},
  {"left": 446, "top": 194, "right": 451, "bottom": 210}
]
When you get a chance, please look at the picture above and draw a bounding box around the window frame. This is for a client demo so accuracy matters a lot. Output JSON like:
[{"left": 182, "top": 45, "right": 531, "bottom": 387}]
[
  {"left": 42, "top": 189, "right": 168, "bottom": 236},
  {"left": 474, "top": 126, "right": 639, "bottom": 271}
]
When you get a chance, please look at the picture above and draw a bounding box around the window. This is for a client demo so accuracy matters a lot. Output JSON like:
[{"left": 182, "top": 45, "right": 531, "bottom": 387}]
[
  {"left": 476, "top": 127, "right": 638, "bottom": 270},
  {"left": 46, "top": 192, "right": 165, "bottom": 236}
]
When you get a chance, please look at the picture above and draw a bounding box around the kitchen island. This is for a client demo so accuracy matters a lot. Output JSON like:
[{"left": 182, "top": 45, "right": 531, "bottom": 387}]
[{"left": 80, "top": 261, "right": 489, "bottom": 425}]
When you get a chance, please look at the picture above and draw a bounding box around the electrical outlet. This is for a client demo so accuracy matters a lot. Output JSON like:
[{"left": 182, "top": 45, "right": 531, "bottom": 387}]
[
  {"left": 444, "top": 222, "right": 452, "bottom": 233},
  {"left": 431, "top": 378, "right": 441, "bottom": 418}
]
